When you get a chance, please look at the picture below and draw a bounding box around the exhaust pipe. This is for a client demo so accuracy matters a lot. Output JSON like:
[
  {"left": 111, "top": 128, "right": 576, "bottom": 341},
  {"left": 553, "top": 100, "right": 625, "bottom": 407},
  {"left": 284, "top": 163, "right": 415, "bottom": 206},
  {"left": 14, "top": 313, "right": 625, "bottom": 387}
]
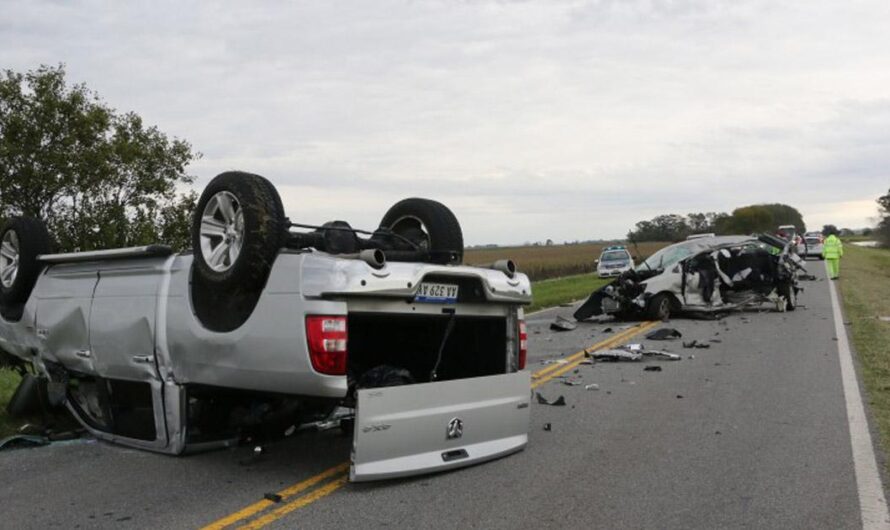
[
  {"left": 486, "top": 259, "right": 516, "bottom": 278},
  {"left": 359, "top": 249, "right": 386, "bottom": 269},
  {"left": 340, "top": 249, "right": 386, "bottom": 269}
]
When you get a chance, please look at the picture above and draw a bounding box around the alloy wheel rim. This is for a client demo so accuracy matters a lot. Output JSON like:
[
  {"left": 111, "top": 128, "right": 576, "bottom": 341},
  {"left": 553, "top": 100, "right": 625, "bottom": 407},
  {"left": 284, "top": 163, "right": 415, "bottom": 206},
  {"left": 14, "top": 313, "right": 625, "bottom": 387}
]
[
  {"left": 0, "top": 230, "right": 20, "bottom": 289},
  {"left": 199, "top": 191, "right": 244, "bottom": 272}
]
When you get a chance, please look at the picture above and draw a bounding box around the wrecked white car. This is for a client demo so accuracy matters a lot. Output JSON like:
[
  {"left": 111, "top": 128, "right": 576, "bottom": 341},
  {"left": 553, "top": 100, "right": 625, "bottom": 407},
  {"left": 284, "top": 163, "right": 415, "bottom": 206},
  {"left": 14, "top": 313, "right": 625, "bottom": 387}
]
[
  {"left": 0, "top": 171, "right": 532, "bottom": 482},
  {"left": 574, "top": 235, "right": 806, "bottom": 321}
]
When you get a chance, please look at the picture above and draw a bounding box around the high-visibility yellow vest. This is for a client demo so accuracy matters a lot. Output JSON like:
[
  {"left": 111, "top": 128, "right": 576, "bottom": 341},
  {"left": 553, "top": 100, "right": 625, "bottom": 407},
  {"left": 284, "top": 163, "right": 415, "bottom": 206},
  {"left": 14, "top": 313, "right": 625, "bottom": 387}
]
[{"left": 822, "top": 235, "right": 844, "bottom": 259}]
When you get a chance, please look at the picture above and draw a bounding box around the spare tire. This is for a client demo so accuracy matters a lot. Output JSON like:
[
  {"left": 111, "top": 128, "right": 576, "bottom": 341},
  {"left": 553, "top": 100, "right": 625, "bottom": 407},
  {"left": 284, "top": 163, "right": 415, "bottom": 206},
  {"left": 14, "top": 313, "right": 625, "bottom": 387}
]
[
  {"left": 0, "top": 216, "right": 52, "bottom": 309},
  {"left": 191, "top": 172, "right": 287, "bottom": 291},
  {"left": 379, "top": 198, "right": 463, "bottom": 264}
]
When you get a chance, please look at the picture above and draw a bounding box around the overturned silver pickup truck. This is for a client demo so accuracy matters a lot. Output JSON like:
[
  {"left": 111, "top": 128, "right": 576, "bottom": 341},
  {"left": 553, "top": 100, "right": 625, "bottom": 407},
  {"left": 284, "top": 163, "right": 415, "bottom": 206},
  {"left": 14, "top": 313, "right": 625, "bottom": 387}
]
[
  {"left": 0, "top": 172, "right": 532, "bottom": 482},
  {"left": 574, "top": 234, "right": 806, "bottom": 321}
]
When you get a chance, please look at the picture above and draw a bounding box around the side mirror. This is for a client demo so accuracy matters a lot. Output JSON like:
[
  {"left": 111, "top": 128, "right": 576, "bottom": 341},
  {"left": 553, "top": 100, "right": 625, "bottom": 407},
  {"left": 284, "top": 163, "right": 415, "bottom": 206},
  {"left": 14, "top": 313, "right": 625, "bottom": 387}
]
[
  {"left": 594, "top": 259, "right": 600, "bottom": 265},
  {"left": 632, "top": 255, "right": 639, "bottom": 261}
]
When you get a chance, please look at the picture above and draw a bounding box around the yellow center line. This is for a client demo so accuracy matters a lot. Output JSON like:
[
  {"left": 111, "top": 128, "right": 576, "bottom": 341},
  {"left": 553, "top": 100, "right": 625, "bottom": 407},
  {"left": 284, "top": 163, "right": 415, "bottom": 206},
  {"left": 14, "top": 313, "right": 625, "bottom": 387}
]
[
  {"left": 531, "top": 321, "right": 660, "bottom": 389},
  {"left": 236, "top": 474, "right": 349, "bottom": 530},
  {"left": 200, "top": 462, "right": 349, "bottom": 530},
  {"left": 201, "top": 319, "right": 660, "bottom": 529}
]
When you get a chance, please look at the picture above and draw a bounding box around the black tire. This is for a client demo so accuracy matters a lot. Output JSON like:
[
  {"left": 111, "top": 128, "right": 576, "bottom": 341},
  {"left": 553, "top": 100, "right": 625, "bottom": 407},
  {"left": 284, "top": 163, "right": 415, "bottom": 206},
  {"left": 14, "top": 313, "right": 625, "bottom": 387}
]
[
  {"left": 0, "top": 216, "right": 51, "bottom": 308},
  {"left": 646, "top": 293, "right": 674, "bottom": 321},
  {"left": 191, "top": 172, "right": 287, "bottom": 290},
  {"left": 379, "top": 198, "right": 463, "bottom": 264},
  {"left": 779, "top": 284, "right": 797, "bottom": 311}
]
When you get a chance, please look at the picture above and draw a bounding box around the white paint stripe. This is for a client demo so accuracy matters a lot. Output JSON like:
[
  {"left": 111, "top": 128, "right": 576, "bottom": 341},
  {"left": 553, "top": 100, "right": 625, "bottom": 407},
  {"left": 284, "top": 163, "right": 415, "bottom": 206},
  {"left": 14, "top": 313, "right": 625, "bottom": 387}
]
[{"left": 826, "top": 262, "right": 890, "bottom": 529}]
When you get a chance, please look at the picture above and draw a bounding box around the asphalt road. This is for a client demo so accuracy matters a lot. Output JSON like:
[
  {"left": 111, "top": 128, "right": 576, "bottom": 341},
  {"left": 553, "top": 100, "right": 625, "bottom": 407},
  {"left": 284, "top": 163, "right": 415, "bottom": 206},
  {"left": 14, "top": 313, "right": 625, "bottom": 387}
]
[{"left": 0, "top": 262, "right": 882, "bottom": 529}]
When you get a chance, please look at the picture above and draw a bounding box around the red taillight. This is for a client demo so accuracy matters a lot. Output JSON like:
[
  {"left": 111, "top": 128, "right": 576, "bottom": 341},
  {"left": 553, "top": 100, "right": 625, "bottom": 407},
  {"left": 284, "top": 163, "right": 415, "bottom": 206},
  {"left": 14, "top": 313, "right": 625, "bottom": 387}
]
[
  {"left": 305, "top": 316, "right": 348, "bottom": 375},
  {"left": 518, "top": 320, "right": 528, "bottom": 370}
]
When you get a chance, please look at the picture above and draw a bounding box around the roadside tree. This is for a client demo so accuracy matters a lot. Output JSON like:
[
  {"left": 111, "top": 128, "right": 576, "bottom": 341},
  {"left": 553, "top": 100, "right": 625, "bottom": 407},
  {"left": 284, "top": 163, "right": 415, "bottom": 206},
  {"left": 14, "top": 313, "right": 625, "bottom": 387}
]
[
  {"left": 0, "top": 64, "right": 199, "bottom": 252},
  {"left": 877, "top": 189, "right": 890, "bottom": 246}
]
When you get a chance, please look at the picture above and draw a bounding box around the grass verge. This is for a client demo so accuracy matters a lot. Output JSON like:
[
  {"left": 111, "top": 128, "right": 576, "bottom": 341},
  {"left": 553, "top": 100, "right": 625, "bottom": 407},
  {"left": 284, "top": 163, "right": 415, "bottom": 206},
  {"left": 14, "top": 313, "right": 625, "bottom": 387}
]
[
  {"left": 0, "top": 368, "right": 22, "bottom": 437},
  {"left": 838, "top": 245, "right": 890, "bottom": 472},
  {"left": 527, "top": 273, "right": 609, "bottom": 314}
]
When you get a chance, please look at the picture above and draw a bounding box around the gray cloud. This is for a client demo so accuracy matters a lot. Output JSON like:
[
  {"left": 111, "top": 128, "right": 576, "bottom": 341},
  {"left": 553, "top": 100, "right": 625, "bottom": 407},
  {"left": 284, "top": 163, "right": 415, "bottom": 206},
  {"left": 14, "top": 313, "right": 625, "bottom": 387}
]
[{"left": 2, "top": 0, "right": 888, "bottom": 244}]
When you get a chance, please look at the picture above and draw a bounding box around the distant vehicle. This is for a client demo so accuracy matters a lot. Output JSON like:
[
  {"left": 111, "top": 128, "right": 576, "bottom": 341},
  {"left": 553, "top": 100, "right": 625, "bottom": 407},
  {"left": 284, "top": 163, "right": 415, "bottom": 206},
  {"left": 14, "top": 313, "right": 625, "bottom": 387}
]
[
  {"left": 686, "top": 233, "right": 716, "bottom": 240},
  {"left": 799, "top": 234, "right": 824, "bottom": 260},
  {"left": 575, "top": 234, "right": 807, "bottom": 321},
  {"left": 596, "top": 246, "right": 634, "bottom": 278},
  {"left": 777, "top": 224, "right": 803, "bottom": 247}
]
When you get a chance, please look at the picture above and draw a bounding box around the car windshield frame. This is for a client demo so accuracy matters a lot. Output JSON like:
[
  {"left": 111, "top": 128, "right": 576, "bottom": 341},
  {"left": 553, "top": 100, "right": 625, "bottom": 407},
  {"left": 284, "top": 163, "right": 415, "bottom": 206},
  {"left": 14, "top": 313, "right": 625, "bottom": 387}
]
[
  {"left": 600, "top": 250, "right": 630, "bottom": 263},
  {"left": 636, "top": 236, "right": 753, "bottom": 273},
  {"left": 636, "top": 244, "right": 696, "bottom": 272}
]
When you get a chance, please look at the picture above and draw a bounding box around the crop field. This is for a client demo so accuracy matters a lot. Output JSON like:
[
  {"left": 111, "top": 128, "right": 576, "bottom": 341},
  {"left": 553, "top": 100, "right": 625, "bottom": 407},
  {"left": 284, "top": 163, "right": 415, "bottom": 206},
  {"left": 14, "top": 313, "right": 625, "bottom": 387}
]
[{"left": 464, "top": 241, "right": 669, "bottom": 281}]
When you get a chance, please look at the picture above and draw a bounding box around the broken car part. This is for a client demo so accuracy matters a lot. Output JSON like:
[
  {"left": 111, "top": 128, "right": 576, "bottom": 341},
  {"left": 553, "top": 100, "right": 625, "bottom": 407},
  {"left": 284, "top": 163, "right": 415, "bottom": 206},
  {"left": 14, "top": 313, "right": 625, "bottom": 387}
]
[
  {"left": 591, "top": 349, "right": 643, "bottom": 362},
  {"left": 550, "top": 316, "right": 577, "bottom": 332},
  {"left": 645, "top": 328, "right": 683, "bottom": 340},
  {"left": 535, "top": 392, "right": 567, "bottom": 406}
]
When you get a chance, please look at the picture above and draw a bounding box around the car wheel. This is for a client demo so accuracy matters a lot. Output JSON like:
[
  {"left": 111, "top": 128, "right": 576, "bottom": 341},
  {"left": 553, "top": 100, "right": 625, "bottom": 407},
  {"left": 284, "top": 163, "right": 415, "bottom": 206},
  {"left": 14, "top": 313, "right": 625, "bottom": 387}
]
[
  {"left": 191, "top": 172, "right": 287, "bottom": 291},
  {"left": 780, "top": 284, "right": 797, "bottom": 311},
  {"left": 0, "top": 217, "right": 52, "bottom": 309},
  {"left": 379, "top": 198, "right": 463, "bottom": 264},
  {"left": 646, "top": 293, "right": 673, "bottom": 321}
]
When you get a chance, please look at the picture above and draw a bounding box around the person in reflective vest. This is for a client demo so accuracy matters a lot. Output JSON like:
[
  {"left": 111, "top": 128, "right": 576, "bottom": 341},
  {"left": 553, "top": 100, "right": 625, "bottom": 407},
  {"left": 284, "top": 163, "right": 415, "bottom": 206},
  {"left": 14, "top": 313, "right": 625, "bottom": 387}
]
[{"left": 822, "top": 231, "right": 844, "bottom": 279}]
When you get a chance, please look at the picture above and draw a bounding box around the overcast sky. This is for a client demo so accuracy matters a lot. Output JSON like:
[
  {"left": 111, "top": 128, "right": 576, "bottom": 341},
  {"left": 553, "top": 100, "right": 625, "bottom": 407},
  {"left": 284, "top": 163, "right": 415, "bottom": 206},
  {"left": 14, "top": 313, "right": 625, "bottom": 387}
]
[{"left": 3, "top": 0, "right": 888, "bottom": 244}]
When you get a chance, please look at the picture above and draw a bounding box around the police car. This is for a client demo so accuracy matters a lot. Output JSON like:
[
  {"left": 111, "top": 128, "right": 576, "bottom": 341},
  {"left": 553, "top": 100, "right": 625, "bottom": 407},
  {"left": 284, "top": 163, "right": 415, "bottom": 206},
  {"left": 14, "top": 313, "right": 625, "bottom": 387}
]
[{"left": 596, "top": 245, "right": 635, "bottom": 278}]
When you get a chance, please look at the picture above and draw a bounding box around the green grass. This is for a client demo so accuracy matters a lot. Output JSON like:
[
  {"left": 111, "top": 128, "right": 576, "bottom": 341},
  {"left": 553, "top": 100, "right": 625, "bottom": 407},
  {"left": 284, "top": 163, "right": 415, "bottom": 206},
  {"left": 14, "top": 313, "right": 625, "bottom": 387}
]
[
  {"left": 526, "top": 273, "right": 610, "bottom": 314},
  {"left": 0, "top": 368, "right": 23, "bottom": 437},
  {"left": 838, "top": 245, "right": 890, "bottom": 472}
]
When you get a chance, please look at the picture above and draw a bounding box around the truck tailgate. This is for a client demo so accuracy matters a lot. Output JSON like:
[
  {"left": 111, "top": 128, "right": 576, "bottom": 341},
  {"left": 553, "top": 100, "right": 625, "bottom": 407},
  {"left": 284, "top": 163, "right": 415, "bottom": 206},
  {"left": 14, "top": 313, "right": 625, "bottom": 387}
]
[{"left": 351, "top": 371, "right": 530, "bottom": 482}]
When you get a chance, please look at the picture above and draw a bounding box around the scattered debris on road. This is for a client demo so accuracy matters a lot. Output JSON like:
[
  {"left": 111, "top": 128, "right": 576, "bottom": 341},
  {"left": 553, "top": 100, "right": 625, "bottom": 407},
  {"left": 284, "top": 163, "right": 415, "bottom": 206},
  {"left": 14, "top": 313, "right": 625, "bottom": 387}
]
[
  {"left": 264, "top": 493, "right": 283, "bottom": 503},
  {"left": 536, "top": 392, "right": 567, "bottom": 406},
  {"left": 550, "top": 316, "right": 578, "bottom": 332},
  {"left": 540, "top": 359, "right": 569, "bottom": 366},
  {"left": 0, "top": 435, "right": 50, "bottom": 451},
  {"left": 683, "top": 340, "right": 711, "bottom": 349},
  {"left": 585, "top": 384, "right": 600, "bottom": 391},
  {"left": 543, "top": 423, "right": 553, "bottom": 431},
  {"left": 646, "top": 328, "right": 683, "bottom": 340},
  {"left": 642, "top": 350, "right": 681, "bottom": 361},
  {"left": 591, "top": 349, "right": 643, "bottom": 362}
]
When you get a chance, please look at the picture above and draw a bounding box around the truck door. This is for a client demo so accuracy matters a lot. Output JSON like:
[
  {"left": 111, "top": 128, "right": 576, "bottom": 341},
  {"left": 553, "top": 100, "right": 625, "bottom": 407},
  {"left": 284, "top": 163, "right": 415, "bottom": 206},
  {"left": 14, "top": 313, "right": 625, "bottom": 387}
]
[
  {"left": 34, "top": 263, "right": 99, "bottom": 375},
  {"left": 87, "top": 257, "right": 171, "bottom": 449}
]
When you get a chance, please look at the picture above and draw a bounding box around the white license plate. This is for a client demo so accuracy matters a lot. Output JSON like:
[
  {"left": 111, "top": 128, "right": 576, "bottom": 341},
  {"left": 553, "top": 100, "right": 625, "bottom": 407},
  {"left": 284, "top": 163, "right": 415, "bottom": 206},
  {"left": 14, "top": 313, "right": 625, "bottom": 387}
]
[{"left": 414, "top": 282, "right": 459, "bottom": 303}]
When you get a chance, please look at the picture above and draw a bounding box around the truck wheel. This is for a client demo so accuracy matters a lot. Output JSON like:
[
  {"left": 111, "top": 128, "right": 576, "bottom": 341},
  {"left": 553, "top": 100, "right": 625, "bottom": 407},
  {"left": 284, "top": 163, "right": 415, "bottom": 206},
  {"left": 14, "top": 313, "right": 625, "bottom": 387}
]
[
  {"left": 0, "top": 217, "right": 51, "bottom": 308},
  {"left": 379, "top": 198, "right": 463, "bottom": 264},
  {"left": 191, "top": 172, "right": 287, "bottom": 291},
  {"left": 646, "top": 293, "right": 673, "bottom": 321}
]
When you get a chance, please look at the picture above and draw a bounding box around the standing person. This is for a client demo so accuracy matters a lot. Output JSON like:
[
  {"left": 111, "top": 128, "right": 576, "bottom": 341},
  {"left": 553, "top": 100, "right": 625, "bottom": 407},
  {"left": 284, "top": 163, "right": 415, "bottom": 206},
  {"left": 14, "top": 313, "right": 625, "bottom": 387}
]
[{"left": 822, "top": 229, "right": 844, "bottom": 280}]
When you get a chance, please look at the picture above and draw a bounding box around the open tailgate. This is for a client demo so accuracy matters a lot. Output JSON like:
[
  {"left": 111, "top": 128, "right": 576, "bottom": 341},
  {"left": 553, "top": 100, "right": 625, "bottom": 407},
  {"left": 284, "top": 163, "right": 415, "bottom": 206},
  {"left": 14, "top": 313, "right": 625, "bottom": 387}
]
[{"left": 350, "top": 371, "right": 530, "bottom": 482}]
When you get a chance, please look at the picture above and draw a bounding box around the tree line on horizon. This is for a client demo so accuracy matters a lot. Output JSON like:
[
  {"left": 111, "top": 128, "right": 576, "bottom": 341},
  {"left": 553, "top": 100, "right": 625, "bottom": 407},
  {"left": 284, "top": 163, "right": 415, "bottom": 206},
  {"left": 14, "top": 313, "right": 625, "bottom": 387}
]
[{"left": 627, "top": 204, "right": 807, "bottom": 242}]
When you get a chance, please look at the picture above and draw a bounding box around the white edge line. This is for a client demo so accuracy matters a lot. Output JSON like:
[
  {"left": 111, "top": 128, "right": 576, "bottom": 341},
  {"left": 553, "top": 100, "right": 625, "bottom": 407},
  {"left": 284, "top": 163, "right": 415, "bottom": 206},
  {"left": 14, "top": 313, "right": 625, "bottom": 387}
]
[{"left": 827, "top": 262, "right": 890, "bottom": 529}]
